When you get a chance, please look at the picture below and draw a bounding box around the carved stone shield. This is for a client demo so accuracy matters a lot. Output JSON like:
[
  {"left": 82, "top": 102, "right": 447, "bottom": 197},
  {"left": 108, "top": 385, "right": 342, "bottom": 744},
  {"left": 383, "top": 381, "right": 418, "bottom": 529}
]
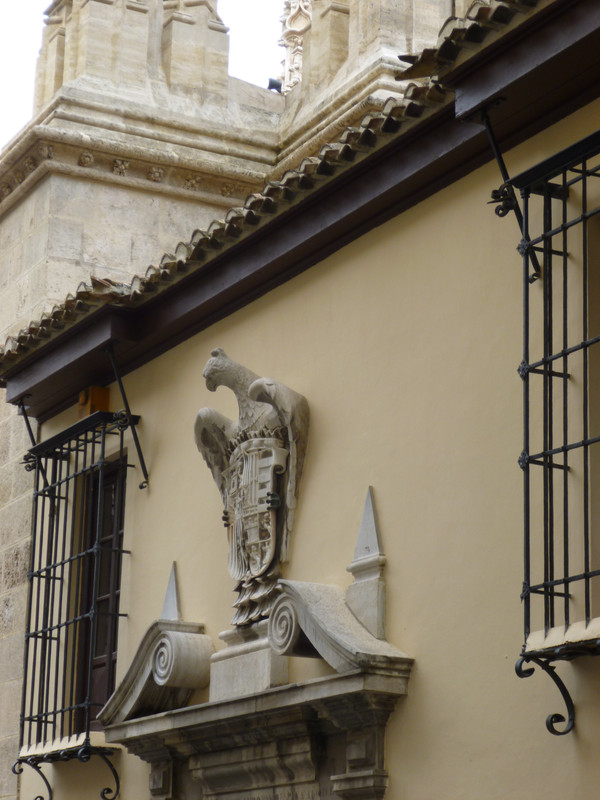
[{"left": 223, "top": 437, "right": 288, "bottom": 581}]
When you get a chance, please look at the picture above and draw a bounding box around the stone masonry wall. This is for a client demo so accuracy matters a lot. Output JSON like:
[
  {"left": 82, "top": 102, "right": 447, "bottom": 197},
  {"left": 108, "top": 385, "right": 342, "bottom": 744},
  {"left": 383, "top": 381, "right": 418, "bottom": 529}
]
[{"left": 0, "top": 394, "right": 33, "bottom": 800}]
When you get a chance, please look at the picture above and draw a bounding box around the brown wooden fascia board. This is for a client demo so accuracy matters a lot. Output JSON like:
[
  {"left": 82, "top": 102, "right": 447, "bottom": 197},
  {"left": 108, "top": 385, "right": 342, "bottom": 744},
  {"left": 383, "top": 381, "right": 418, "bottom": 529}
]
[
  {"left": 451, "top": 0, "right": 600, "bottom": 123},
  {"left": 7, "top": 0, "right": 600, "bottom": 421},
  {"left": 5, "top": 311, "right": 138, "bottom": 415}
]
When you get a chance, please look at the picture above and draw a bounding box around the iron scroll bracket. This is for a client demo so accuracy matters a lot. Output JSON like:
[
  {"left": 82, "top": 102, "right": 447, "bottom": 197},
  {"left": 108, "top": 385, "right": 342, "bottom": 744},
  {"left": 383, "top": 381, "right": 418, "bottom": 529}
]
[
  {"left": 476, "top": 100, "right": 542, "bottom": 281},
  {"left": 104, "top": 343, "right": 149, "bottom": 489},
  {"left": 515, "top": 655, "right": 575, "bottom": 735},
  {"left": 12, "top": 745, "right": 120, "bottom": 800}
]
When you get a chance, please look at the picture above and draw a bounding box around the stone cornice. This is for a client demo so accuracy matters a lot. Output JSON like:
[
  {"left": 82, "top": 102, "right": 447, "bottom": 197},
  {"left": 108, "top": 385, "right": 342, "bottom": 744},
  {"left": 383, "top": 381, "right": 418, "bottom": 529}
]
[
  {"left": 104, "top": 668, "right": 405, "bottom": 749},
  {"left": 104, "top": 671, "right": 406, "bottom": 800}
]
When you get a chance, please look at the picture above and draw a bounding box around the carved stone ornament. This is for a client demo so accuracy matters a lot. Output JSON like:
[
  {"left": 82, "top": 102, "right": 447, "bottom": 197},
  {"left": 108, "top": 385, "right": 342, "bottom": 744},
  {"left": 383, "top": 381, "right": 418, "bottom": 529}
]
[
  {"left": 98, "top": 565, "right": 214, "bottom": 727},
  {"left": 280, "top": 0, "right": 312, "bottom": 93},
  {"left": 102, "top": 491, "right": 413, "bottom": 800},
  {"left": 97, "top": 619, "right": 214, "bottom": 726},
  {"left": 268, "top": 581, "right": 410, "bottom": 676},
  {"left": 195, "top": 348, "right": 309, "bottom": 625}
]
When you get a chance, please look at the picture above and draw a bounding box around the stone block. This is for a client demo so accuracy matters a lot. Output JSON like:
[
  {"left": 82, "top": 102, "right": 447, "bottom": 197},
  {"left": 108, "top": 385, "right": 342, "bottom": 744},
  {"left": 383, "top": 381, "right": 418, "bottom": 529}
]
[
  {"left": 0, "top": 426, "right": 10, "bottom": 466},
  {"left": 77, "top": 0, "right": 119, "bottom": 81},
  {"left": 11, "top": 463, "right": 34, "bottom": 503},
  {"left": 209, "top": 621, "right": 288, "bottom": 702},
  {"left": 0, "top": 585, "right": 26, "bottom": 638},
  {"left": 0, "top": 392, "right": 11, "bottom": 423},
  {"left": 0, "top": 594, "right": 15, "bottom": 638},
  {"left": 9, "top": 415, "right": 31, "bottom": 463},
  {"left": 23, "top": 220, "right": 50, "bottom": 274},
  {"left": 162, "top": 3, "right": 229, "bottom": 89},
  {"left": 47, "top": 217, "right": 83, "bottom": 261},
  {"left": 1, "top": 540, "right": 31, "bottom": 591},
  {"left": 0, "top": 466, "right": 12, "bottom": 508},
  {"left": 0, "top": 495, "right": 33, "bottom": 550},
  {"left": 318, "top": 1, "right": 350, "bottom": 82}
]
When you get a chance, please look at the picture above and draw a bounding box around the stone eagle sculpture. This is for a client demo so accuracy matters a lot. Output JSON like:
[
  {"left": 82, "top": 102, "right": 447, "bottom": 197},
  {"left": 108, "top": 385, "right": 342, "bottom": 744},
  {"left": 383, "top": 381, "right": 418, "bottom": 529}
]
[{"left": 195, "top": 349, "right": 309, "bottom": 625}]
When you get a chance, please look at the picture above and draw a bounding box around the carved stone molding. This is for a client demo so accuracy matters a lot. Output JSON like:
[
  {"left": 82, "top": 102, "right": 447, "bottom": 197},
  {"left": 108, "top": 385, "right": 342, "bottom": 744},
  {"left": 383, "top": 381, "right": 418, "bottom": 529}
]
[
  {"left": 105, "top": 670, "right": 406, "bottom": 800},
  {"left": 98, "top": 619, "right": 214, "bottom": 726},
  {"left": 0, "top": 132, "right": 260, "bottom": 219},
  {"left": 268, "top": 580, "right": 412, "bottom": 678},
  {"left": 280, "top": 0, "right": 312, "bottom": 93}
]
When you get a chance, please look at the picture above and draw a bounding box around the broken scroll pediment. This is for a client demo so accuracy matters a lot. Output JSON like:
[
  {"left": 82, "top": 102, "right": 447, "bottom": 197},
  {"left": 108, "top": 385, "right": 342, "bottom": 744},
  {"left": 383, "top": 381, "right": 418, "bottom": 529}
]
[
  {"left": 98, "top": 619, "right": 214, "bottom": 727},
  {"left": 98, "top": 566, "right": 214, "bottom": 727},
  {"left": 266, "top": 486, "right": 412, "bottom": 681}
]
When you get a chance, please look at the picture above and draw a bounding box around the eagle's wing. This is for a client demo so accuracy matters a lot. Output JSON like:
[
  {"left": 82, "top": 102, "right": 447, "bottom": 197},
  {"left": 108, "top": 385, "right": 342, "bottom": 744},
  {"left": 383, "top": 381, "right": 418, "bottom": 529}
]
[
  {"left": 194, "top": 408, "right": 236, "bottom": 499},
  {"left": 248, "top": 378, "right": 309, "bottom": 560}
]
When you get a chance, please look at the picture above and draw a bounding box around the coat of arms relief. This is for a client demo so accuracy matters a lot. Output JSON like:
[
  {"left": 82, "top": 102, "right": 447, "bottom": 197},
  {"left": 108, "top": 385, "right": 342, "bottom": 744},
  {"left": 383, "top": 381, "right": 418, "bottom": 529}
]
[{"left": 195, "top": 349, "right": 309, "bottom": 625}]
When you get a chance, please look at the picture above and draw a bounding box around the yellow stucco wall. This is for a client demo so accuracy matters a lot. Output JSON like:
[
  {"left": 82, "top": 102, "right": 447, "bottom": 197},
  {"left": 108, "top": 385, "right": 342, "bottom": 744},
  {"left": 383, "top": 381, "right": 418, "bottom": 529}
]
[{"left": 31, "top": 98, "right": 600, "bottom": 799}]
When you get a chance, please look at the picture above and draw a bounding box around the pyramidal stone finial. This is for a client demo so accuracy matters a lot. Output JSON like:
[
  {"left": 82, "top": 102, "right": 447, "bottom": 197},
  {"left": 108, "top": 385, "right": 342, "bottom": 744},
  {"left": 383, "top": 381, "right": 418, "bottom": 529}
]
[
  {"left": 161, "top": 562, "right": 182, "bottom": 621},
  {"left": 345, "top": 487, "right": 386, "bottom": 639},
  {"left": 351, "top": 485, "right": 384, "bottom": 564}
]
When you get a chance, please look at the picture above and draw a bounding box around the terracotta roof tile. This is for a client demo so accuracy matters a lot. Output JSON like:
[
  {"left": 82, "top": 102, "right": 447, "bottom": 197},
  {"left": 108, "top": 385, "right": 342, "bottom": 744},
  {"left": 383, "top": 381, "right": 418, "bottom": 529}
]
[
  {"left": 0, "top": 0, "right": 548, "bottom": 374},
  {"left": 398, "top": 0, "right": 541, "bottom": 80}
]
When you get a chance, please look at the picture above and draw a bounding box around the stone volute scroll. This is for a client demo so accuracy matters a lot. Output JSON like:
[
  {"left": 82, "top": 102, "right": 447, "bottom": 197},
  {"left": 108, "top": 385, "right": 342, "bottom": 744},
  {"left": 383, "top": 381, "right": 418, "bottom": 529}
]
[
  {"left": 268, "top": 488, "right": 410, "bottom": 678},
  {"left": 195, "top": 348, "right": 309, "bottom": 626},
  {"left": 98, "top": 564, "right": 214, "bottom": 727}
]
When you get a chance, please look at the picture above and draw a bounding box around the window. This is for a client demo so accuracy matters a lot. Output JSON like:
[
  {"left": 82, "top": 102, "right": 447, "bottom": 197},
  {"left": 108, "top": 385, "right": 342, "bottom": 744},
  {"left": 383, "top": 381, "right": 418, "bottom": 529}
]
[
  {"left": 19, "top": 412, "right": 131, "bottom": 755},
  {"left": 507, "top": 130, "right": 600, "bottom": 733}
]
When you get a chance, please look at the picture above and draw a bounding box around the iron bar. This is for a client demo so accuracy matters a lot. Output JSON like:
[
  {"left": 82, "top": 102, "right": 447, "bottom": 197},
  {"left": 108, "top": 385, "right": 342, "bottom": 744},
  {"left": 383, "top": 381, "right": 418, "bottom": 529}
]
[
  {"left": 528, "top": 333, "right": 600, "bottom": 368},
  {"left": 105, "top": 344, "right": 149, "bottom": 489},
  {"left": 542, "top": 187, "right": 554, "bottom": 630},
  {"left": 561, "top": 167, "right": 570, "bottom": 629},
  {"left": 522, "top": 187, "right": 532, "bottom": 642},
  {"left": 582, "top": 158, "right": 591, "bottom": 625},
  {"left": 19, "top": 411, "right": 128, "bottom": 768},
  {"left": 529, "top": 565, "right": 600, "bottom": 590},
  {"left": 502, "top": 129, "right": 600, "bottom": 734},
  {"left": 481, "top": 107, "right": 541, "bottom": 279}
]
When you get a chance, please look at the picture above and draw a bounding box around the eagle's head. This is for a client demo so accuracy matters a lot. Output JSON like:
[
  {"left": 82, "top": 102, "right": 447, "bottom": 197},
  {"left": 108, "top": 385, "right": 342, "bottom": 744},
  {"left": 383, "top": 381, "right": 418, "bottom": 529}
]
[{"left": 203, "top": 347, "right": 231, "bottom": 392}]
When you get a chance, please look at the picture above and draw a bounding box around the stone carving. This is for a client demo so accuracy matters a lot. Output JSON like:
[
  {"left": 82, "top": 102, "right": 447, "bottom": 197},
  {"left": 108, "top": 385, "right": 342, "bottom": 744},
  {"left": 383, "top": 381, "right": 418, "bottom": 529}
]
[
  {"left": 113, "top": 158, "right": 130, "bottom": 176},
  {"left": 268, "top": 581, "right": 411, "bottom": 675},
  {"left": 98, "top": 565, "right": 214, "bottom": 726},
  {"left": 102, "top": 494, "right": 413, "bottom": 800},
  {"left": 184, "top": 174, "right": 202, "bottom": 190},
  {"left": 79, "top": 150, "right": 94, "bottom": 167},
  {"left": 345, "top": 487, "right": 386, "bottom": 638},
  {"left": 148, "top": 166, "right": 164, "bottom": 182},
  {"left": 280, "top": 0, "right": 312, "bottom": 93},
  {"left": 267, "top": 487, "right": 407, "bottom": 675},
  {"left": 98, "top": 618, "right": 214, "bottom": 725},
  {"left": 220, "top": 182, "right": 248, "bottom": 198},
  {"left": 195, "top": 348, "right": 309, "bottom": 625},
  {"left": 106, "top": 670, "right": 407, "bottom": 800},
  {"left": 37, "top": 143, "right": 54, "bottom": 159}
]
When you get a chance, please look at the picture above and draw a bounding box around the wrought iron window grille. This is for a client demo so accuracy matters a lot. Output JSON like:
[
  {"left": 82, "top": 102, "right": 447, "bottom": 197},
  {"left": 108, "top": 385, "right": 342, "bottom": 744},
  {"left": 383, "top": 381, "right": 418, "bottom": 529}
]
[
  {"left": 488, "top": 122, "right": 600, "bottom": 735},
  {"left": 13, "top": 410, "right": 141, "bottom": 800}
]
